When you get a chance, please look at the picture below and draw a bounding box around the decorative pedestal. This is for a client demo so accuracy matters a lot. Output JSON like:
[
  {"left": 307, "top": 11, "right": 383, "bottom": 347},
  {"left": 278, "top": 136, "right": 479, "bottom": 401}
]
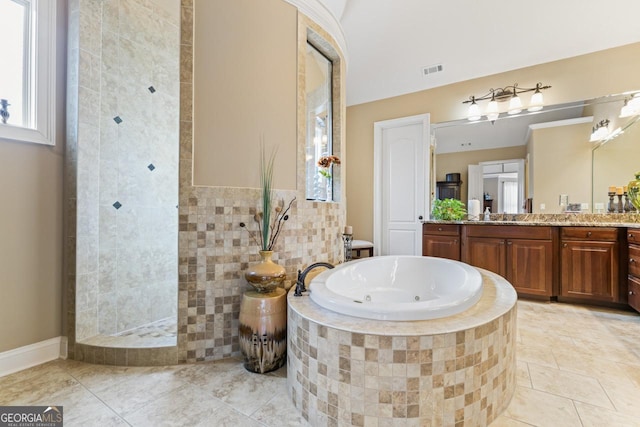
[{"left": 239, "top": 287, "right": 287, "bottom": 374}]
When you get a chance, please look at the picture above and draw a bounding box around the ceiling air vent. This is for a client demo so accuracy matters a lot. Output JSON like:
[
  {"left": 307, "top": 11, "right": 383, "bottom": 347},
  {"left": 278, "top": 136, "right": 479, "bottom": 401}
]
[{"left": 422, "top": 63, "right": 444, "bottom": 77}]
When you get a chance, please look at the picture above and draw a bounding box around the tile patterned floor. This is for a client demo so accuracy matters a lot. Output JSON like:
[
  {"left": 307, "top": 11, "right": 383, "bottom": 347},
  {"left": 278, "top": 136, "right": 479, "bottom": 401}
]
[
  {"left": 1, "top": 300, "right": 640, "bottom": 426},
  {"left": 79, "top": 318, "right": 177, "bottom": 348}
]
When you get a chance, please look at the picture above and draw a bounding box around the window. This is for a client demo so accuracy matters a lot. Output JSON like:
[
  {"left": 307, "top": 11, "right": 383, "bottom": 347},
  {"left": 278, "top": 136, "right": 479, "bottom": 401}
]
[
  {"left": 305, "top": 42, "right": 334, "bottom": 201},
  {"left": 0, "top": 0, "right": 56, "bottom": 145}
]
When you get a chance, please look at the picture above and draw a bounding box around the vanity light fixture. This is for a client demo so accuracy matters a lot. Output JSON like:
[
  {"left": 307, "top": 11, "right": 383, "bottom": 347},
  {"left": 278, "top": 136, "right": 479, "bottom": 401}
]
[
  {"left": 590, "top": 119, "right": 610, "bottom": 142},
  {"left": 463, "top": 83, "right": 551, "bottom": 121},
  {"left": 620, "top": 93, "right": 640, "bottom": 118}
]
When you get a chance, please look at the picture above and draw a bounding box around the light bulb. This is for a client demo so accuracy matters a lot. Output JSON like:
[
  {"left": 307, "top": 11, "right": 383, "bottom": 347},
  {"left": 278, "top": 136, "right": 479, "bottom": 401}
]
[
  {"left": 467, "top": 101, "right": 481, "bottom": 121},
  {"left": 590, "top": 123, "right": 609, "bottom": 142},
  {"left": 528, "top": 91, "right": 544, "bottom": 112},
  {"left": 628, "top": 95, "right": 640, "bottom": 111},
  {"left": 620, "top": 102, "right": 635, "bottom": 118},
  {"left": 508, "top": 94, "right": 522, "bottom": 115},
  {"left": 486, "top": 99, "right": 499, "bottom": 121}
]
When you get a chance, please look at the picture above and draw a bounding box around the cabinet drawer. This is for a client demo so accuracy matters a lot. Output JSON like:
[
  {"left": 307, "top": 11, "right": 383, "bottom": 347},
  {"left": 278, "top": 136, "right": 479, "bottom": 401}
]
[
  {"left": 423, "top": 224, "right": 460, "bottom": 236},
  {"left": 561, "top": 227, "right": 618, "bottom": 241},
  {"left": 465, "top": 225, "right": 552, "bottom": 240},
  {"left": 628, "top": 229, "right": 640, "bottom": 244},
  {"left": 629, "top": 276, "right": 640, "bottom": 312},
  {"left": 629, "top": 245, "right": 640, "bottom": 277}
]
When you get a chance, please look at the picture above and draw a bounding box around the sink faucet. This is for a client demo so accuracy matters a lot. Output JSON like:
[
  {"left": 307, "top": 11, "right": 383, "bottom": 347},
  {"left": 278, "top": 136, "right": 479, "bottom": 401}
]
[{"left": 294, "top": 262, "right": 334, "bottom": 296}]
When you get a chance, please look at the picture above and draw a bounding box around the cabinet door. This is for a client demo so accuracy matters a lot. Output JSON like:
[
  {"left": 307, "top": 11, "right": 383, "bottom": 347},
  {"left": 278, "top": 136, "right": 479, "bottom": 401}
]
[
  {"left": 506, "top": 239, "right": 553, "bottom": 297},
  {"left": 561, "top": 241, "right": 619, "bottom": 302},
  {"left": 629, "top": 276, "right": 640, "bottom": 313},
  {"left": 464, "top": 237, "right": 506, "bottom": 277},
  {"left": 422, "top": 235, "right": 460, "bottom": 260}
]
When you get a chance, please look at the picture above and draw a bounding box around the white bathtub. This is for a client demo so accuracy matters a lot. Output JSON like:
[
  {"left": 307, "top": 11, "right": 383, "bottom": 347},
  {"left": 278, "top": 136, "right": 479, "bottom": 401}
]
[{"left": 308, "top": 256, "right": 483, "bottom": 321}]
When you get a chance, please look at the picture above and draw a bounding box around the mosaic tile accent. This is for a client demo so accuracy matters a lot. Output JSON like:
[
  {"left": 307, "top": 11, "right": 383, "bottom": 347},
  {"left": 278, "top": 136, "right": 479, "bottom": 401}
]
[
  {"left": 113, "top": 115, "right": 122, "bottom": 124},
  {"left": 148, "top": 86, "right": 156, "bottom": 93},
  {"left": 287, "top": 271, "right": 517, "bottom": 426},
  {"left": 148, "top": 163, "right": 156, "bottom": 171},
  {"left": 112, "top": 201, "right": 122, "bottom": 210}
]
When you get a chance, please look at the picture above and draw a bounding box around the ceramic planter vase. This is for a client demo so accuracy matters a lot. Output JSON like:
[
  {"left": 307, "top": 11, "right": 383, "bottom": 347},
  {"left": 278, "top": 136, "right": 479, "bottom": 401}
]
[{"left": 245, "top": 250, "right": 286, "bottom": 293}]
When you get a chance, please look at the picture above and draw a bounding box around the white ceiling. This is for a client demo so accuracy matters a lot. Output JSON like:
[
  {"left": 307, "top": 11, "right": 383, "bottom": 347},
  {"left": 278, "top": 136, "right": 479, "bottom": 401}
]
[{"left": 338, "top": 0, "right": 640, "bottom": 107}]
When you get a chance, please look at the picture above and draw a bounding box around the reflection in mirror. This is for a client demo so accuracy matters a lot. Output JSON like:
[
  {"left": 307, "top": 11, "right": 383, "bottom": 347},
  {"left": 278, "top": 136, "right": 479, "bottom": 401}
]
[
  {"left": 593, "top": 113, "right": 640, "bottom": 212},
  {"left": 433, "top": 90, "right": 640, "bottom": 214},
  {"left": 305, "top": 42, "right": 334, "bottom": 201}
]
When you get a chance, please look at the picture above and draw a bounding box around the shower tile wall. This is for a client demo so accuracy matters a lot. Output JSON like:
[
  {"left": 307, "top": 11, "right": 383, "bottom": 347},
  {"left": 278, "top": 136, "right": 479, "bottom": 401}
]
[{"left": 74, "top": 0, "right": 179, "bottom": 341}]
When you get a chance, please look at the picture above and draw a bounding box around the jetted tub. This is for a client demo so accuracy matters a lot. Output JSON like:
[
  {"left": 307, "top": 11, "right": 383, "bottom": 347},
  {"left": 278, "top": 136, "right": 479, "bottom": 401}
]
[{"left": 308, "top": 255, "right": 483, "bottom": 320}]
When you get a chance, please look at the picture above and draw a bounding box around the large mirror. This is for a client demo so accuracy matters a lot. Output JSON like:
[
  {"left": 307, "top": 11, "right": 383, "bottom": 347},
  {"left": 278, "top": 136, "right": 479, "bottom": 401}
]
[
  {"left": 433, "top": 91, "right": 640, "bottom": 214},
  {"left": 593, "top": 109, "right": 640, "bottom": 212}
]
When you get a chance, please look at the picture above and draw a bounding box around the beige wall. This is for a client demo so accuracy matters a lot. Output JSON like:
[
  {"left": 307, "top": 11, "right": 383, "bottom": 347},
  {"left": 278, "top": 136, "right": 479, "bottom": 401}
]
[
  {"left": 0, "top": 0, "right": 66, "bottom": 353},
  {"left": 347, "top": 42, "right": 640, "bottom": 241},
  {"left": 528, "top": 122, "right": 592, "bottom": 213},
  {"left": 193, "top": 0, "right": 297, "bottom": 190},
  {"left": 436, "top": 146, "right": 528, "bottom": 204}
]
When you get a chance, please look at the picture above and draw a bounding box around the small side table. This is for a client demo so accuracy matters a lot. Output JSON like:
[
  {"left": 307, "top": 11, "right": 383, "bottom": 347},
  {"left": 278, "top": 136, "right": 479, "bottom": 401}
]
[{"left": 238, "top": 287, "right": 287, "bottom": 374}]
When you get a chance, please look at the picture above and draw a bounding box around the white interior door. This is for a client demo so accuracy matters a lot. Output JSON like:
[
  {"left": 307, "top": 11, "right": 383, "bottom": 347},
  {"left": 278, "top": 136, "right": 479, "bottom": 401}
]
[
  {"left": 467, "top": 164, "right": 484, "bottom": 202},
  {"left": 374, "top": 114, "right": 430, "bottom": 256}
]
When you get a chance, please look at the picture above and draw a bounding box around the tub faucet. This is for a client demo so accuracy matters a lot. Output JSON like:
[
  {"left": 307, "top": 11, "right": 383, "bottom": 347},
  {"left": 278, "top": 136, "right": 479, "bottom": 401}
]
[{"left": 294, "top": 262, "right": 334, "bottom": 296}]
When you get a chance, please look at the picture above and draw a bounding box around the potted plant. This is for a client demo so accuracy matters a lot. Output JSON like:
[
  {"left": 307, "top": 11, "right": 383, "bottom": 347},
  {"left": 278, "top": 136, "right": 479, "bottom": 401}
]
[
  {"left": 431, "top": 198, "right": 467, "bottom": 221},
  {"left": 240, "top": 144, "right": 295, "bottom": 292}
]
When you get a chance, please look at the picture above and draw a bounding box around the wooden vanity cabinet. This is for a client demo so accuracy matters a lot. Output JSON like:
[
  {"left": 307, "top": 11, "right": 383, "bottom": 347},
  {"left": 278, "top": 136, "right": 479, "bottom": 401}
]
[
  {"left": 422, "top": 224, "right": 460, "bottom": 260},
  {"left": 627, "top": 229, "right": 640, "bottom": 312},
  {"left": 560, "top": 227, "right": 623, "bottom": 303},
  {"left": 462, "top": 225, "right": 555, "bottom": 298}
]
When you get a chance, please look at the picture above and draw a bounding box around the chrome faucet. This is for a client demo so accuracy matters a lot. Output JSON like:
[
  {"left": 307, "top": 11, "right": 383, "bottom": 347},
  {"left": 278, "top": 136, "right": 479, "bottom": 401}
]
[{"left": 294, "top": 262, "right": 334, "bottom": 296}]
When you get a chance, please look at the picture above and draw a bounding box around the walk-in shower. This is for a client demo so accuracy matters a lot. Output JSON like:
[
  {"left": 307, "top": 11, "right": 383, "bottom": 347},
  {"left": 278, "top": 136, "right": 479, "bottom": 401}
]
[{"left": 71, "top": 0, "right": 180, "bottom": 349}]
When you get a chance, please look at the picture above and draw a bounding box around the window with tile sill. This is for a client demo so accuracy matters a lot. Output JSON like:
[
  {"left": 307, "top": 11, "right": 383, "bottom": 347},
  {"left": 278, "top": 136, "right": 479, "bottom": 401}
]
[{"left": 0, "top": 0, "right": 56, "bottom": 146}]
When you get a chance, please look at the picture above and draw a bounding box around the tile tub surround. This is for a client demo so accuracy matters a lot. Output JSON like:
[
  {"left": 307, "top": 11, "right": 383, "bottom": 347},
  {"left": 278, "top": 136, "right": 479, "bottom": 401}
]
[{"left": 287, "top": 269, "right": 517, "bottom": 426}]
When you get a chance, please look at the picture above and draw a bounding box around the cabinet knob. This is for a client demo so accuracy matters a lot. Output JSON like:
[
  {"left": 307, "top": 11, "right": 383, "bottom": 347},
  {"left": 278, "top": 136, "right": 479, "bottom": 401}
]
[
  {"left": 419, "top": 216, "right": 423, "bottom": 220},
  {"left": 453, "top": 239, "right": 458, "bottom": 244},
  {"left": 563, "top": 243, "right": 568, "bottom": 248},
  {"left": 630, "top": 290, "right": 635, "bottom": 296},
  {"left": 631, "top": 258, "right": 636, "bottom": 263},
  {"left": 507, "top": 241, "right": 513, "bottom": 245},
  {"left": 629, "top": 233, "right": 634, "bottom": 239},
  {"left": 438, "top": 227, "right": 442, "bottom": 231},
  {"left": 587, "top": 231, "right": 592, "bottom": 237}
]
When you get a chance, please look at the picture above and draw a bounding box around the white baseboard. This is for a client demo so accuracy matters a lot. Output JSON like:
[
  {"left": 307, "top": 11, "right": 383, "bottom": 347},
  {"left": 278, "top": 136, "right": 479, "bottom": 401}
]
[{"left": 0, "top": 337, "right": 65, "bottom": 377}]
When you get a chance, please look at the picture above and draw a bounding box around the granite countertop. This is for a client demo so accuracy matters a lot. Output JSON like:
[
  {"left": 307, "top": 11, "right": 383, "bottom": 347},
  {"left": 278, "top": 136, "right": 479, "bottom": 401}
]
[{"left": 424, "top": 213, "right": 640, "bottom": 228}]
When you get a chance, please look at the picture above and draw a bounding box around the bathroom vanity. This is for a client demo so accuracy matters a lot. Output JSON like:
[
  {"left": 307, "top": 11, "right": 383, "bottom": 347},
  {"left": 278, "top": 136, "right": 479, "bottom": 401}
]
[{"left": 423, "top": 218, "right": 640, "bottom": 312}]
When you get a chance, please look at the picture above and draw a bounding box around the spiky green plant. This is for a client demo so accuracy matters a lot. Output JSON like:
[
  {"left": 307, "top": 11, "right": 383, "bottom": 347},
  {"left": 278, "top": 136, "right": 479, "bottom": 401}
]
[
  {"left": 239, "top": 143, "right": 296, "bottom": 251},
  {"left": 259, "top": 144, "right": 276, "bottom": 251}
]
